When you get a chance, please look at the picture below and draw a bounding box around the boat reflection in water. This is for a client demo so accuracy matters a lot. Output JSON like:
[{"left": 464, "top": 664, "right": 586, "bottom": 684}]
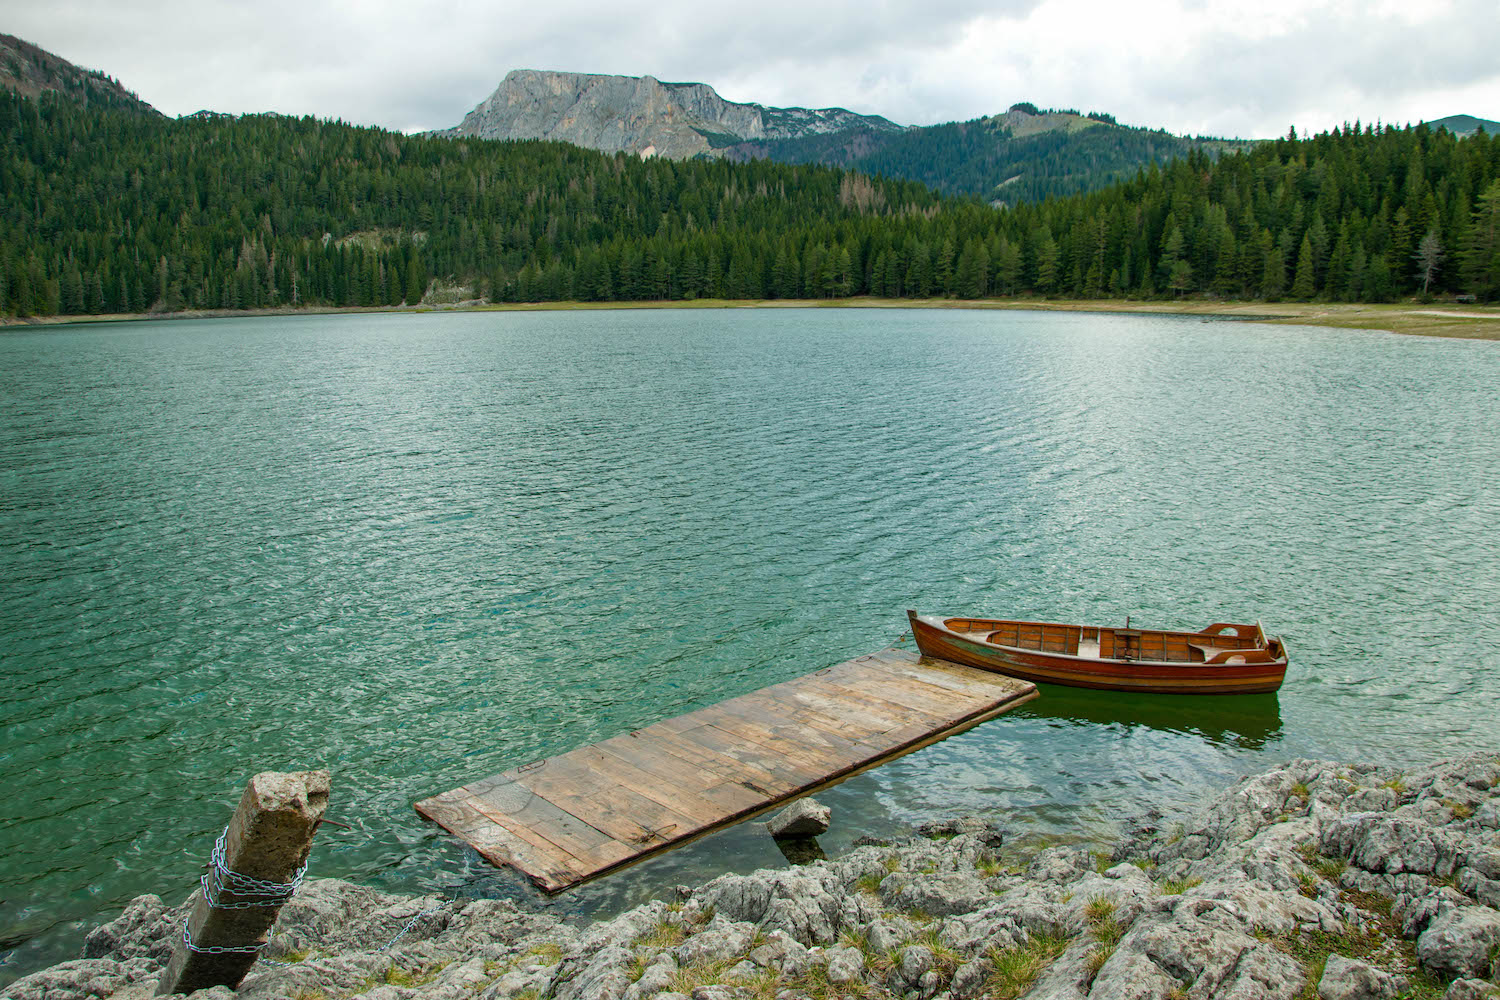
[{"left": 998, "top": 675, "right": 1284, "bottom": 751}]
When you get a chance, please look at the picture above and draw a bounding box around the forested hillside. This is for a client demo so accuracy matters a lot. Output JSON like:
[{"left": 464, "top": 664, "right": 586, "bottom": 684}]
[
  {"left": 726, "top": 113, "right": 1242, "bottom": 205},
  {"left": 0, "top": 33, "right": 156, "bottom": 115},
  {"left": 3, "top": 89, "right": 1499, "bottom": 317}
]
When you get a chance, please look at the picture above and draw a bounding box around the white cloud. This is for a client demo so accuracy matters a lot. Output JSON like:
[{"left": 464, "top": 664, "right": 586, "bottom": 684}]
[{"left": 6, "top": 0, "right": 1497, "bottom": 138}]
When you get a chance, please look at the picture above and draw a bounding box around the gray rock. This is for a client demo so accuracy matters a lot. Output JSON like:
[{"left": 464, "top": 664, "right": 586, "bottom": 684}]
[
  {"left": 1317, "top": 954, "right": 1404, "bottom": 999},
  {"left": 1115, "top": 908, "right": 1303, "bottom": 999},
  {"left": 1343, "top": 787, "right": 1400, "bottom": 813},
  {"left": 1457, "top": 868, "right": 1500, "bottom": 908},
  {"left": 1470, "top": 849, "right": 1500, "bottom": 879},
  {"left": 674, "top": 915, "right": 758, "bottom": 966},
  {"left": 82, "top": 893, "right": 183, "bottom": 964},
  {"left": 624, "top": 953, "right": 678, "bottom": 1000},
  {"left": 823, "top": 945, "right": 865, "bottom": 983},
  {"left": 1320, "top": 813, "right": 1460, "bottom": 876},
  {"left": 897, "top": 944, "right": 934, "bottom": 983},
  {"left": 1085, "top": 946, "right": 1183, "bottom": 1000},
  {"left": 722, "top": 959, "right": 758, "bottom": 980},
  {"left": 689, "top": 986, "right": 747, "bottom": 1000},
  {"left": 767, "top": 798, "right": 831, "bottom": 838},
  {"left": 880, "top": 870, "right": 995, "bottom": 918},
  {"left": 913, "top": 816, "right": 1005, "bottom": 848},
  {"left": 1445, "top": 980, "right": 1500, "bottom": 1000},
  {"left": 438, "top": 70, "right": 902, "bottom": 159},
  {"left": 949, "top": 957, "right": 989, "bottom": 997},
  {"left": 746, "top": 930, "right": 813, "bottom": 977},
  {"left": 3, "top": 957, "right": 160, "bottom": 1000},
  {"left": 865, "top": 915, "right": 917, "bottom": 952},
  {"left": 1416, "top": 905, "right": 1500, "bottom": 978},
  {"left": 694, "top": 867, "right": 864, "bottom": 946}
]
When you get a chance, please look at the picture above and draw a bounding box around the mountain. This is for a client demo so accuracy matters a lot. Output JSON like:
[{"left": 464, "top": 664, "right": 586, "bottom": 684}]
[
  {"left": 0, "top": 33, "right": 158, "bottom": 115},
  {"left": 438, "top": 75, "right": 1246, "bottom": 205},
  {"left": 722, "top": 104, "right": 1250, "bottom": 205},
  {"left": 436, "top": 69, "right": 903, "bottom": 159},
  {"left": 1425, "top": 114, "right": 1499, "bottom": 137}
]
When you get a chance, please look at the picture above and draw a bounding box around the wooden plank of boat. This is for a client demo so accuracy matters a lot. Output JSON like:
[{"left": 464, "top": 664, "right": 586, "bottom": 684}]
[
  {"left": 415, "top": 646, "right": 1036, "bottom": 892},
  {"left": 907, "top": 611, "right": 1289, "bottom": 695}
]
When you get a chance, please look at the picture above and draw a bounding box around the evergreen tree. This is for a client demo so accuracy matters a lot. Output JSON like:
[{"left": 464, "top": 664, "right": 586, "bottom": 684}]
[
  {"left": 1463, "top": 181, "right": 1500, "bottom": 300},
  {"left": 1290, "top": 235, "right": 1317, "bottom": 299}
]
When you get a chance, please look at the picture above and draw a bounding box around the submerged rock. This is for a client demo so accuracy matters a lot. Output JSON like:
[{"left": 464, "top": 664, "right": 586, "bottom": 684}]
[{"left": 765, "top": 797, "right": 831, "bottom": 838}]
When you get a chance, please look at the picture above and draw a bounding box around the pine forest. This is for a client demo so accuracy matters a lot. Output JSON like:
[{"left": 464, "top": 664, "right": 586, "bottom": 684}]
[{"left": 2, "top": 89, "right": 1499, "bottom": 318}]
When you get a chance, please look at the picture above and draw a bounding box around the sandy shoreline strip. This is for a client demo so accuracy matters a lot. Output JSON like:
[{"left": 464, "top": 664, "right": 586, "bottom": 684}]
[{"left": 2, "top": 297, "right": 1497, "bottom": 341}]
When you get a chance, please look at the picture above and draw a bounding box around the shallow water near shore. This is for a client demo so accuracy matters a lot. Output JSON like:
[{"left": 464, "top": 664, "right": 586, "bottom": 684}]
[{"left": 2, "top": 307, "right": 1498, "bottom": 982}]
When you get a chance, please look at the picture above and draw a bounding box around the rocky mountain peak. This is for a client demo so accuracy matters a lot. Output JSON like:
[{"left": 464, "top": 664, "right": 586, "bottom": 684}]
[{"left": 438, "top": 68, "right": 903, "bottom": 159}]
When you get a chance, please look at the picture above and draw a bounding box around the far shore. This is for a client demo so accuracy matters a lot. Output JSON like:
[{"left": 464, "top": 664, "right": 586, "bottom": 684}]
[{"left": 3, "top": 296, "right": 1498, "bottom": 341}]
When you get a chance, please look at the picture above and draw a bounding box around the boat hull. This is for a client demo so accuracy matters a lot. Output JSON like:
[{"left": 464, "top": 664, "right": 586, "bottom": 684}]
[{"left": 908, "top": 612, "right": 1287, "bottom": 695}]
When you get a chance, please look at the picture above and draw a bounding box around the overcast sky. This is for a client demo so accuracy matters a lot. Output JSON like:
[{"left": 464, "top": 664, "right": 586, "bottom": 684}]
[{"left": 9, "top": 0, "right": 1498, "bottom": 139}]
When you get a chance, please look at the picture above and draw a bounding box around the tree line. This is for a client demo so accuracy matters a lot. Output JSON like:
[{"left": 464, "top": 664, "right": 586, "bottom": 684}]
[{"left": 2, "top": 89, "right": 1498, "bottom": 318}]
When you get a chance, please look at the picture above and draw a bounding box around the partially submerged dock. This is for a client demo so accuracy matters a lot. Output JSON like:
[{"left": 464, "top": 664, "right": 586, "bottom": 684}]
[{"left": 415, "top": 647, "right": 1036, "bottom": 892}]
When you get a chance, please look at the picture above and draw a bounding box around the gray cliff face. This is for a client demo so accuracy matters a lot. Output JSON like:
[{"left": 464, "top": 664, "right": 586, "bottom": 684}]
[{"left": 439, "top": 69, "right": 902, "bottom": 159}]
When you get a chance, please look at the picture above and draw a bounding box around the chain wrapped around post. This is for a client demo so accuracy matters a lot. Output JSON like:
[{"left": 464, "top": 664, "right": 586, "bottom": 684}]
[{"left": 156, "top": 770, "right": 329, "bottom": 995}]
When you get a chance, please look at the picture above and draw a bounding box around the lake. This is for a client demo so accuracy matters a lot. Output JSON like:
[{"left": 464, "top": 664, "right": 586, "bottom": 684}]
[{"left": 2, "top": 307, "right": 1497, "bottom": 982}]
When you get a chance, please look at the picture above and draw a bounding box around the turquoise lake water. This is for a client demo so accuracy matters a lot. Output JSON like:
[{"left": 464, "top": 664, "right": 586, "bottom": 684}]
[{"left": 2, "top": 307, "right": 1498, "bottom": 981}]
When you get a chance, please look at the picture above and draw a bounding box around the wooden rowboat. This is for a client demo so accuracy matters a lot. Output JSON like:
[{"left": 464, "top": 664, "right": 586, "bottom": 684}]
[{"left": 906, "top": 610, "right": 1288, "bottom": 695}]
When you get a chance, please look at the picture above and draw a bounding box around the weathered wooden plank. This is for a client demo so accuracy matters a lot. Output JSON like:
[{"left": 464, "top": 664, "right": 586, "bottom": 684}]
[
  {"left": 568, "top": 744, "right": 737, "bottom": 824},
  {"left": 784, "top": 678, "right": 928, "bottom": 733},
  {"left": 416, "top": 647, "right": 1036, "bottom": 893},
  {"left": 673, "top": 722, "right": 825, "bottom": 789},
  {"left": 469, "top": 779, "right": 629, "bottom": 866},
  {"left": 631, "top": 728, "right": 792, "bottom": 791},
  {"left": 594, "top": 737, "right": 772, "bottom": 815},
  {"left": 523, "top": 754, "right": 705, "bottom": 847},
  {"left": 820, "top": 660, "right": 992, "bottom": 717},
  {"left": 452, "top": 793, "right": 603, "bottom": 886}
]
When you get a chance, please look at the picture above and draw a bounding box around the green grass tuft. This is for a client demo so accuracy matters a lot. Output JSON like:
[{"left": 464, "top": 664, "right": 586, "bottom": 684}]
[
  {"left": 983, "top": 931, "right": 1069, "bottom": 999},
  {"left": 634, "top": 920, "right": 687, "bottom": 950},
  {"left": 1313, "top": 856, "right": 1347, "bottom": 881},
  {"left": 1159, "top": 877, "right": 1201, "bottom": 895}
]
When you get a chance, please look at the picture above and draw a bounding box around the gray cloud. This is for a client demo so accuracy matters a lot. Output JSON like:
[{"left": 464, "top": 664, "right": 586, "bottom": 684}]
[{"left": 6, "top": 0, "right": 1497, "bottom": 139}]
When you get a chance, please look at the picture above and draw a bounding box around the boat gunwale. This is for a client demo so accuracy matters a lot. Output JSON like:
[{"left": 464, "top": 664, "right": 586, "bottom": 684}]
[{"left": 917, "top": 613, "right": 1286, "bottom": 670}]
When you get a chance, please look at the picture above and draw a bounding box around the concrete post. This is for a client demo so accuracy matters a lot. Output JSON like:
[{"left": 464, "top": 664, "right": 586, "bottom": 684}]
[{"left": 156, "top": 769, "right": 330, "bottom": 995}]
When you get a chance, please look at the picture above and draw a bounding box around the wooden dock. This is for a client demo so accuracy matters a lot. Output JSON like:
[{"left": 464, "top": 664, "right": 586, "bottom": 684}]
[{"left": 415, "top": 647, "right": 1036, "bottom": 892}]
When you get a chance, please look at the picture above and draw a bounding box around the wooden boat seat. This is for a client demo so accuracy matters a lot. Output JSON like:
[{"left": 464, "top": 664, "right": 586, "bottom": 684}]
[{"left": 1189, "top": 642, "right": 1247, "bottom": 664}]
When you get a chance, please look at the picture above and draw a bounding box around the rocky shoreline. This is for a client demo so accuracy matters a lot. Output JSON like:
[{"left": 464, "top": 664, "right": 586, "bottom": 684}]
[{"left": 10, "top": 755, "right": 1500, "bottom": 1000}]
